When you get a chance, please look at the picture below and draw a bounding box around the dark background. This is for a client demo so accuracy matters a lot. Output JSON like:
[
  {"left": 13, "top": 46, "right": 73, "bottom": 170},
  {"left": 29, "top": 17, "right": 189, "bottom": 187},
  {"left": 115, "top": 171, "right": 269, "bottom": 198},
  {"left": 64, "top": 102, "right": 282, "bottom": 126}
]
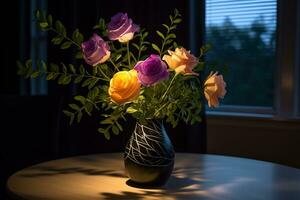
[{"left": 0, "top": 0, "right": 206, "bottom": 198}]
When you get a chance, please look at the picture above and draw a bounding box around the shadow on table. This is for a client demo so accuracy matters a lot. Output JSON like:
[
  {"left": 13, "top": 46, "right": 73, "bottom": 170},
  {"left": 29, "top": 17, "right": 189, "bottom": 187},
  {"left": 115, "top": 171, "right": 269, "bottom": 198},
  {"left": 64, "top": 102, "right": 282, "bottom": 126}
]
[
  {"left": 19, "top": 166, "right": 127, "bottom": 178},
  {"left": 18, "top": 165, "right": 209, "bottom": 199},
  {"left": 100, "top": 167, "right": 208, "bottom": 200}
]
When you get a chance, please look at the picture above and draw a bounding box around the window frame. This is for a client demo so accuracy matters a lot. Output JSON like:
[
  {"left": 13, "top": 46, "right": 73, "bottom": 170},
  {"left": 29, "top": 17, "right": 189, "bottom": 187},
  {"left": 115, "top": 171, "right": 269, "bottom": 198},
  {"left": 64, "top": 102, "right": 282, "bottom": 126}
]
[{"left": 197, "top": 0, "right": 300, "bottom": 119}]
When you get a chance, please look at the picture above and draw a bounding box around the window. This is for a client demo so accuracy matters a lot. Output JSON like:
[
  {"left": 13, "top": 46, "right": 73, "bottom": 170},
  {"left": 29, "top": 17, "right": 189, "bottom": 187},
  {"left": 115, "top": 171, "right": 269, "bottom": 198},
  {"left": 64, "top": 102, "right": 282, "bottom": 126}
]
[{"left": 205, "top": 0, "right": 277, "bottom": 107}]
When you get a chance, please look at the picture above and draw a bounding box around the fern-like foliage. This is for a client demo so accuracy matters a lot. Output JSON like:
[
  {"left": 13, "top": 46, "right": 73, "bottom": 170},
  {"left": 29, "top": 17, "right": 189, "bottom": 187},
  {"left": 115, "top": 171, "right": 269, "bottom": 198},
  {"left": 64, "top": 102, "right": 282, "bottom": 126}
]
[{"left": 17, "top": 9, "right": 213, "bottom": 140}]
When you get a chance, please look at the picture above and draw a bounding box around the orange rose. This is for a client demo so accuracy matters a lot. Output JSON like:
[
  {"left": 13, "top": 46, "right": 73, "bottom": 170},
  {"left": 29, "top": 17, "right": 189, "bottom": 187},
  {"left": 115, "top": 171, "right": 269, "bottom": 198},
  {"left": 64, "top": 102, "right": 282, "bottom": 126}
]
[
  {"left": 204, "top": 72, "right": 227, "bottom": 108},
  {"left": 162, "top": 47, "right": 199, "bottom": 75},
  {"left": 108, "top": 70, "right": 141, "bottom": 104}
]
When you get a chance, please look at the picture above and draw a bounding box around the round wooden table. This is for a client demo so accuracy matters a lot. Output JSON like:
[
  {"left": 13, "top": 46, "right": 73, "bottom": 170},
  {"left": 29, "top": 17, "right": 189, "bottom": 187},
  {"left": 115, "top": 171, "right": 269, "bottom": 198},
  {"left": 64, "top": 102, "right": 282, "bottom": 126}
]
[{"left": 6, "top": 153, "right": 300, "bottom": 200}]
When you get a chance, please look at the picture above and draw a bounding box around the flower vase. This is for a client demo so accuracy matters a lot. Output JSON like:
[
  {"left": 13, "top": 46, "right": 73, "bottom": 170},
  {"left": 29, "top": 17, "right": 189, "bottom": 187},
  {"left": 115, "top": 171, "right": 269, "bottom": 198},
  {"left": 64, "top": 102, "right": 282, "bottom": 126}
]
[{"left": 124, "top": 120, "right": 175, "bottom": 187}]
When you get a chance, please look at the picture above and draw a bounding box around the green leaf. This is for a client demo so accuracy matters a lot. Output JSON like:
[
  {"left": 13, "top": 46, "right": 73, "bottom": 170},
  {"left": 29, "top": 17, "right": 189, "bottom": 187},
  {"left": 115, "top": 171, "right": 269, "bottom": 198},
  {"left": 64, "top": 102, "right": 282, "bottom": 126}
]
[
  {"left": 63, "top": 110, "right": 73, "bottom": 117},
  {"left": 47, "top": 14, "right": 53, "bottom": 26},
  {"left": 62, "top": 63, "right": 67, "bottom": 73},
  {"left": 112, "top": 125, "right": 119, "bottom": 135},
  {"left": 162, "top": 24, "right": 169, "bottom": 31},
  {"left": 63, "top": 110, "right": 74, "bottom": 125},
  {"left": 35, "top": 10, "right": 40, "bottom": 19},
  {"left": 51, "top": 36, "right": 64, "bottom": 45},
  {"left": 84, "top": 102, "right": 93, "bottom": 115},
  {"left": 132, "top": 43, "right": 140, "bottom": 51},
  {"left": 173, "top": 18, "right": 182, "bottom": 24},
  {"left": 173, "top": 41, "right": 178, "bottom": 48},
  {"left": 72, "top": 29, "right": 84, "bottom": 44},
  {"left": 88, "top": 78, "right": 99, "bottom": 90},
  {"left": 166, "top": 34, "right": 176, "bottom": 40},
  {"left": 156, "top": 30, "right": 165, "bottom": 39},
  {"left": 69, "top": 64, "right": 76, "bottom": 73},
  {"left": 142, "top": 32, "right": 149, "bottom": 38},
  {"left": 94, "top": 18, "right": 106, "bottom": 30},
  {"left": 40, "top": 11, "right": 47, "bottom": 21},
  {"left": 101, "top": 118, "right": 113, "bottom": 124},
  {"left": 88, "top": 87, "right": 99, "bottom": 99},
  {"left": 74, "top": 75, "right": 83, "bottom": 84},
  {"left": 74, "top": 96, "right": 86, "bottom": 105},
  {"left": 39, "top": 22, "right": 49, "bottom": 28},
  {"left": 41, "top": 61, "right": 47, "bottom": 71},
  {"left": 46, "top": 72, "right": 55, "bottom": 80},
  {"left": 25, "top": 67, "right": 33, "bottom": 78},
  {"left": 16, "top": 61, "right": 25, "bottom": 75},
  {"left": 31, "top": 71, "right": 40, "bottom": 78},
  {"left": 82, "top": 77, "right": 93, "bottom": 87},
  {"left": 75, "top": 51, "right": 83, "bottom": 59},
  {"left": 116, "top": 121, "right": 123, "bottom": 132},
  {"left": 69, "top": 103, "right": 80, "bottom": 111},
  {"left": 58, "top": 74, "right": 71, "bottom": 85},
  {"left": 25, "top": 59, "right": 32, "bottom": 69},
  {"left": 151, "top": 43, "right": 160, "bottom": 53},
  {"left": 64, "top": 75, "right": 72, "bottom": 84},
  {"left": 79, "top": 64, "right": 85, "bottom": 74},
  {"left": 77, "top": 111, "right": 83, "bottom": 123},
  {"left": 104, "top": 131, "right": 110, "bottom": 140},
  {"left": 98, "top": 128, "right": 110, "bottom": 140},
  {"left": 50, "top": 63, "right": 59, "bottom": 72},
  {"left": 55, "top": 20, "right": 66, "bottom": 36},
  {"left": 61, "top": 41, "right": 72, "bottom": 49},
  {"left": 58, "top": 74, "right": 66, "bottom": 84},
  {"left": 126, "top": 107, "right": 138, "bottom": 114},
  {"left": 98, "top": 128, "right": 106, "bottom": 134},
  {"left": 170, "top": 25, "right": 177, "bottom": 30},
  {"left": 99, "top": 18, "right": 106, "bottom": 29},
  {"left": 174, "top": 8, "right": 179, "bottom": 16},
  {"left": 141, "top": 45, "right": 147, "bottom": 51}
]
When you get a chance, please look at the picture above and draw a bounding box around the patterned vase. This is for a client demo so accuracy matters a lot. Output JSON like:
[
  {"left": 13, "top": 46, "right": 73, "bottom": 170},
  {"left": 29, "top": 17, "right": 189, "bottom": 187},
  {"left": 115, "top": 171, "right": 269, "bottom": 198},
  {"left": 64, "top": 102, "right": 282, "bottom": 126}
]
[{"left": 124, "top": 119, "right": 175, "bottom": 187}]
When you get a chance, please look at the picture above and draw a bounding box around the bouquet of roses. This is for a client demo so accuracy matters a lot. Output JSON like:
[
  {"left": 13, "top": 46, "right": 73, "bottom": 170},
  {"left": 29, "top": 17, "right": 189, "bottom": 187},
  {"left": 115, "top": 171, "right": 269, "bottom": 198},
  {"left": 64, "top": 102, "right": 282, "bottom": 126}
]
[{"left": 17, "top": 9, "right": 226, "bottom": 139}]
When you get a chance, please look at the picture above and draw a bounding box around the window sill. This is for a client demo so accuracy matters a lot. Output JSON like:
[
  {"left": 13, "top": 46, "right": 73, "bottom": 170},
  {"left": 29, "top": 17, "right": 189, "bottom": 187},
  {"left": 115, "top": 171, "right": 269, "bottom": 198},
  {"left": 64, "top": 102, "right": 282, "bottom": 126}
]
[{"left": 206, "top": 110, "right": 300, "bottom": 130}]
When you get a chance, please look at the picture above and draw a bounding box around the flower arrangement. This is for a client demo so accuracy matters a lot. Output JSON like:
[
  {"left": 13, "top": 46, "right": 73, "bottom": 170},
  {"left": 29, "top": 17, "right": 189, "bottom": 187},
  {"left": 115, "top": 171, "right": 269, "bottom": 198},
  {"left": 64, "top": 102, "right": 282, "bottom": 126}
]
[{"left": 17, "top": 9, "right": 226, "bottom": 140}]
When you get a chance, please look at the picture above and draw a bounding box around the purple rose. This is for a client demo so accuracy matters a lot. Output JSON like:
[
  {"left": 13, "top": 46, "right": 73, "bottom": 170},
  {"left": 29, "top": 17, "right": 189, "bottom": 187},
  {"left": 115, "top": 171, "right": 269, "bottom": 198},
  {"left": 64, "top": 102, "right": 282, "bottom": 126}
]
[
  {"left": 134, "top": 55, "right": 169, "bottom": 87},
  {"left": 108, "top": 13, "right": 140, "bottom": 43},
  {"left": 81, "top": 33, "right": 111, "bottom": 66}
]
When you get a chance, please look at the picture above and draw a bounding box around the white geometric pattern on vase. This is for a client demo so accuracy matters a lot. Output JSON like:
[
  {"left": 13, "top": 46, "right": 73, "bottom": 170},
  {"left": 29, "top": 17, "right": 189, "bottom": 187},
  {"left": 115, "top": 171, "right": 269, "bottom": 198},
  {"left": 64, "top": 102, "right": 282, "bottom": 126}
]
[{"left": 124, "top": 121, "right": 174, "bottom": 167}]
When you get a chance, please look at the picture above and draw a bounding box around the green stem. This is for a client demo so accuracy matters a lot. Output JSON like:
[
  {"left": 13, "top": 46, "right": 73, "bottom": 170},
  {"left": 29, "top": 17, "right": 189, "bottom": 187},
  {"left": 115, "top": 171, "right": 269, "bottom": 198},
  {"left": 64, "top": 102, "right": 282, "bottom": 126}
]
[
  {"left": 40, "top": 71, "right": 109, "bottom": 81},
  {"left": 95, "top": 66, "right": 110, "bottom": 80},
  {"left": 137, "top": 35, "right": 144, "bottom": 61},
  {"left": 159, "top": 22, "right": 173, "bottom": 57},
  {"left": 154, "top": 102, "right": 169, "bottom": 117},
  {"left": 50, "top": 27, "right": 81, "bottom": 48},
  {"left": 86, "top": 99, "right": 100, "bottom": 110},
  {"left": 109, "top": 58, "right": 119, "bottom": 72},
  {"left": 126, "top": 42, "right": 131, "bottom": 67},
  {"left": 160, "top": 74, "right": 178, "bottom": 101}
]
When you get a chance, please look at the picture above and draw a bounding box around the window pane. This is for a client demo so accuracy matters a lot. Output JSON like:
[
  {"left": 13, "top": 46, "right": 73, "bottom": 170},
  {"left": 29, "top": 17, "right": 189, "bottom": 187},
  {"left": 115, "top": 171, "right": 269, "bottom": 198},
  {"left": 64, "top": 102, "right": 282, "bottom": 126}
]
[{"left": 205, "top": 0, "right": 277, "bottom": 106}]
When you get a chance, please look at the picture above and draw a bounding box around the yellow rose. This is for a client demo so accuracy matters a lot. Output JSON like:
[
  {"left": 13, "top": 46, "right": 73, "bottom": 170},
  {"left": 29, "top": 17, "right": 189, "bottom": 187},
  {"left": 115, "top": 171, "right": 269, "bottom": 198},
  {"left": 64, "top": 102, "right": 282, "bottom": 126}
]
[
  {"left": 204, "top": 72, "right": 227, "bottom": 108},
  {"left": 108, "top": 70, "right": 141, "bottom": 104},
  {"left": 162, "top": 47, "right": 199, "bottom": 75}
]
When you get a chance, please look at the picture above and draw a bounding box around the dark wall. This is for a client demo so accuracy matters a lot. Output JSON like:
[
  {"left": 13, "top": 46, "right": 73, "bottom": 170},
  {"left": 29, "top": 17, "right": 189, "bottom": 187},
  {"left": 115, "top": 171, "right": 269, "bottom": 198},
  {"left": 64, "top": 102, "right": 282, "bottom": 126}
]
[
  {"left": 207, "top": 116, "right": 300, "bottom": 168},
  {"left": 0, "top": 1, "right": 29, "bottom": 94}
]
